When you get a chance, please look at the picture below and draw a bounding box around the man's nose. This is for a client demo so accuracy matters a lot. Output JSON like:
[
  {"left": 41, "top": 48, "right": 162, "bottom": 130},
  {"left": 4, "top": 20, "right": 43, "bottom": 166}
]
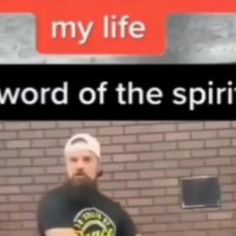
[{"left": 75, "top": 159, "right": 85, "bottom": 170}]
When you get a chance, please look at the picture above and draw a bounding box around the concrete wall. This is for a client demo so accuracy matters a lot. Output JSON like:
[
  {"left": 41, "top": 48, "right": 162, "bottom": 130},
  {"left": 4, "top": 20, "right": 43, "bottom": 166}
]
[
  {"left": 0, "top": 121, "right": 235, "bottom": 236},
  {"left": 1, "top": 15, "right": 236, "bottom": 63}
]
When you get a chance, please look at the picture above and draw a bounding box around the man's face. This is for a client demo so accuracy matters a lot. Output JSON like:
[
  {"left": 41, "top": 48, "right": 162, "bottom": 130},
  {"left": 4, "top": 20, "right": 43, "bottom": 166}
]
[{"left": 65, "top": 149, "right": 101, "bottom": 186}]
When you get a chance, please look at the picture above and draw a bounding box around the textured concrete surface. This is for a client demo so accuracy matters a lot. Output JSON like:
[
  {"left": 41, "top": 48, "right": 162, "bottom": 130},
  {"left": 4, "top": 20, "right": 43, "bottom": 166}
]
[{"left": 0, "top": 15, "right": 236, "bottom": 63}]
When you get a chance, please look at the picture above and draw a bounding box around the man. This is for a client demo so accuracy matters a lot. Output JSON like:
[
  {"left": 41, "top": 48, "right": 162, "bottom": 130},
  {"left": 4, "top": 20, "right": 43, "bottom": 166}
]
[{"left": 37, "top": 133, "right": 137, "bottom": 236}]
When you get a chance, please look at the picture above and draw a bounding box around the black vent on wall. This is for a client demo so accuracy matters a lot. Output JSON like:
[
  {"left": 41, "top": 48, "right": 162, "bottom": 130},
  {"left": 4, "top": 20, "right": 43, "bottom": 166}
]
[{"left": 181, "top": 176, "right": 221, "bottom": 209}]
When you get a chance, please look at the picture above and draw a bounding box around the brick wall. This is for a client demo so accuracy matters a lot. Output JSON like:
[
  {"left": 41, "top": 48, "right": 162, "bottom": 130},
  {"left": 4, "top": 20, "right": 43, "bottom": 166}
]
[{"left": 0, "top": 121, "right": 236, "bottom": 236}]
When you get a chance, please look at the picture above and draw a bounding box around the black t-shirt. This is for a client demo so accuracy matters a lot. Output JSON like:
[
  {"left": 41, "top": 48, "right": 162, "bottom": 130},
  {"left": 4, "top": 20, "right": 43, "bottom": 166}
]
[{"left": 37, "top": 183, "right": 136, "bottom": 236}]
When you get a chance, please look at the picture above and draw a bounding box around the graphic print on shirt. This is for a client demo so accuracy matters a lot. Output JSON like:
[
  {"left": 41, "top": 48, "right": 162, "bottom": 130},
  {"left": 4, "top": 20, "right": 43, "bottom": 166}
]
[{"left": 73, "top": 207, "right": 117, "bottom": 236}]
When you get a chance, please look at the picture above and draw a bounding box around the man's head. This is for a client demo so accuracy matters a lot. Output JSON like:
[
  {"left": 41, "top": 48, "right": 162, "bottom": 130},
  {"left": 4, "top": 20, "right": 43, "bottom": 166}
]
[{"left": 64, "top": 133, "right": 102, "bottom": 186}]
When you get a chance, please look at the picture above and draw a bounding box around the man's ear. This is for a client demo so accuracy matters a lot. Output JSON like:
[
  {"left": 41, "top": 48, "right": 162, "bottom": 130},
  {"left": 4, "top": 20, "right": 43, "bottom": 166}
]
[{"left": 97, "top": 170, "right": 103, "bottom": 177}]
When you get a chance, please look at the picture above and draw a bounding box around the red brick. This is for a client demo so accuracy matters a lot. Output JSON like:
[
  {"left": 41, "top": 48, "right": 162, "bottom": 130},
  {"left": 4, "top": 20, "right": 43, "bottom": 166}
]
[
  {"left": 9, "top": 195, "right": 34, "bottom": 203},
  {"left": 127, "top": 198, "right": 153, "bottom": 206},
  {"left": 103, "top": 163, "right": 125, "bottom": 172},
  {"left": 33, "top": 157, "right": 58, "bottom": 166},
  {"left": 168, "top": 223, "right": 192, "bottom": 230},
  {"left": 126, "top": 162, "right": 152, "bottom": 170},
  {"left": 127, "top": 180, "right": 152, "bottom": 188},
  {"left": 114, "top": 172, "right": 138, "bottom": 180},
  {"left": 156, "top": 214, "right": 179, "bottom": 223},
  {"left": 45, "top": 148, "right": 63, "bottom": 156},
  {"left": 19, "top": 130, "right": 43, "bottom": 138},
  {"left": 140, "top": 188, "right": 165, "bottom": 197},
  {"left": 178, "top": 141, "right": 204, "bottom": 149},
  {"left": 0, "top": 168, "right": 20, "bottom": 176},
  {"left": 166, "top": 150, "right": 190, "bottom": 159},
  {"left": 178, "top": 122, "right": 204, "bottom": 130},
  {"left": 125, "top": 144, "right": 151, "bottom": 152},
  {"left": 194, "top": 221, "right": 220, "bottom": 229},
  {"left": 10, "top": 212, "right": 35, "bottom": 220},
  {"left": 141, "top": 206, "right": 166, "bottom": 214},
  {"left": 166, "top": 206, "right": 183, "bottom": 213},
  {"left": 100, "top": 173, "right": 112, "bottom": 181},
  {"left": 20, "top": 149, "right": 44, "bottom": 157},
  {"left": 206, "top": 139, "right": 231, "bottom": 147},
  {"left": 8, "top": 177, "right": 32, "bottom": 185},
  {"left": 45, "top": 129, "right": 70, "bottom": 138},
  {"left": 32, "top": 139, "right": 57, "bottom": 147},
  {"left": 133, "top": 215, "right": 154, "bottom": 224},
  {"left": 0, "top": 221, "right": 22, "bottom": 230},
  {"left": 72, "top": 128, "right": 97, "bottom": 136},
  {"left": 192, "top": 131, "right": 217, "bottom": 139},
  {"left": 113, "top": 190, "right": 139, "bottom": 198},
  {"left": 154, "top": 196, "right": 178, "bottom": 205},
  {"left": 22, "top": 221, "right": 37, "bottom": 229},
  {"left": 126, "top": 207, "right": 140, "bottom": 215},
  {"left": 206, "top": 158, "right": 231, "bottom": 166},
  {"left": 113, "top": 154, "right": 138, "bottom": 162},
  {"left": 0, "top": 131, "right": 17, "bottom": 140},
  {"left": 165, "top": 187, "right": 180, "bottom": 195},
  {"left": 0, "top": 213, "right": 9, "bottom": 221},
  {"left": 139, "top": 152, "right": 164, "bottom": 160},
  {"left": 193, "top": 167, "right": 218, "bottom": 175},
  {"left": 57, "top": 121, "right": 83, "bottom": 128},
  {"left": 139, "top": 170, "right": 165, "bottom": 179},
  {"left": 0, "top": 186, "right": 20, "bottom": 194},
  {"left": 0, "top": 150, "right": 17, "bottom": 158},
  {"left": 30, "top": 121, "right": 56, "bottom": 129},
  {"left": 153, "top": 160, "right": 178, "bottom": 169},
  {"left": 111, "top": 135, "right": 137, "bottom": 144},
  {"left": 0, "top": 196, "right": 7, "bottom": 203},
  {"left": 46, "top": 166, "right": 65, "bottom": 174},
  {"left": 21, "top": 167, "right": 45, "bottom": 175},
  {"left": 98, "top": 127, "right": 123, "bottom": 135},
  {"left": 35, "top": 175, "right": 59, "bottom": 183},
  {"left": 181, "top": 213, "right": 206, "bottom": 221},
  {"left": 165, "top": 132, "right": 190, "bottom": 141},
  {"left": 4, "top": 122, "right": 30, "bottom": 130},
  {"left": 192, "top": 149, "right": 217, "bottom": 157},
  {"left": 153, "top": 178, "right": 178, "bottom": 187},
  {"left": 99, "top": 181, "right": 125, "bottom": 190},
  {"left": 207, "top": 230, "right": 234, "bottom": 236},
  {"left": 0, "top": 204, "right": 21, "bottom": 212},
  {"left": 219, "top": 130, "right": 236, "bottom": 138},
  {"left": 165, "top": 169, "right": 191, "bottom": 177},
  {"left": 138, "top": 134, "right": 163, "bottom": 142},
  {"left": 6, "top": 158, "right": 31, "bottom": 167},
  {"left": 220, "top": 167, "right": 236, "bottom": 174},
  {"left": 102, "top": 145, "right": 124, "bottom": 154},
  {"left": 141, "top": 223, "right": 167, "bottom": 232},
  {"left": 6, "top": 140, "right": 30, "bottom": 148},
  {"left": 179, "top": 159, "right": 204, "bottom": 167},
  {"left": 219, "top": 148, "right": 236, "bottom": 156},
  {"left": 125, "top": 124, "right": 176, "bottom": 134},
  {"left": 205, "top": 121, "right": 230, "bottom": 129},
  {"left": 21, "top": 185, "right": 46, "bottom": 193},
  {"left": 208, "top": 212, "right": 232, "bottom": 220},
  {"left": 152, "top": 142, "right": 177, "bottom": 151}
]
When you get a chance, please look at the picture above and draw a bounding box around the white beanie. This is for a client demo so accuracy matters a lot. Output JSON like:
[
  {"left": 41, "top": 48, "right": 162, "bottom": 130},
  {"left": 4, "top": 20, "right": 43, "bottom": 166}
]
[{"left": 64, "top": 133, "right": 101, "bottom": 159}]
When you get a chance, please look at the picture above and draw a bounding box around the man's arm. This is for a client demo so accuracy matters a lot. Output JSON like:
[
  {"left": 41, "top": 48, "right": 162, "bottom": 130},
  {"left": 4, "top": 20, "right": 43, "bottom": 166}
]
[
  {"left": 45, "top": 228, "right": 77, "bottom": 236},
  {"left": 118, "top": 208, "right": 137, "bottom": 236}
]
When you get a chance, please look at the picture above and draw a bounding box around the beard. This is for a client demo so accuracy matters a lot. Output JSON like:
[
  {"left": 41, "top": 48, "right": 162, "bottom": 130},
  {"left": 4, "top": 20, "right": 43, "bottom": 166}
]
[{"left": 63, "top": 171, "right": 98, "bottom": 204}]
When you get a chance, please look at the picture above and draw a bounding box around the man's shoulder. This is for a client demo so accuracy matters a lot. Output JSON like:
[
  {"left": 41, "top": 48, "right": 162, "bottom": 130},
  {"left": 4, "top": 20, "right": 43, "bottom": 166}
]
[
  {"left": 98, "top": 192, "right": 125, "bottom": 213},
  {"left": 39, "top": 184, "right": 67, "bottom": 209}
]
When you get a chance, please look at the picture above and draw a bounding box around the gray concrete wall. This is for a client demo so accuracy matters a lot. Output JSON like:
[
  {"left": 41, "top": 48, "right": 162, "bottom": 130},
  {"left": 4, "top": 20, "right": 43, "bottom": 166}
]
[{"left": 1, "top": 15, "right": 236, "bottom": 63}]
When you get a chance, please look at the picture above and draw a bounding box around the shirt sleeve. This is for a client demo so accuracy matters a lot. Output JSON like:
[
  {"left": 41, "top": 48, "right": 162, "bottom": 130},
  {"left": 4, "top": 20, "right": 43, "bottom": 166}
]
[
  {"left": 118, "top": 207, "right": 137, "bottom": 236},
  {"left": 37, "top": 193, "right": 72, "bottom": 235}
]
